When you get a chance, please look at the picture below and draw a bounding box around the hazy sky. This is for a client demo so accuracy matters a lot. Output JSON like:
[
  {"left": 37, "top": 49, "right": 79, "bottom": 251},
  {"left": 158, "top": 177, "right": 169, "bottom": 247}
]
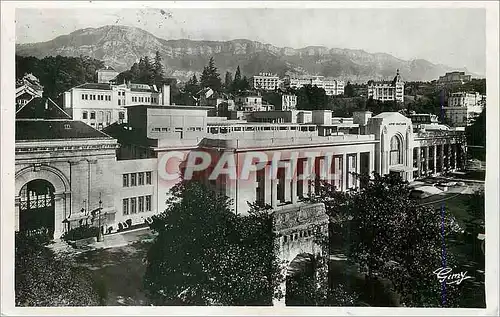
[{"left": 15, "top": 7, "right": 486, "bottom": 75}]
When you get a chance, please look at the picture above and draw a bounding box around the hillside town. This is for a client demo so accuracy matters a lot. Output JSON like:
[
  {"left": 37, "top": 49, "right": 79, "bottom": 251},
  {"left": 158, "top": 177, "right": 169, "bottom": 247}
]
[{"left": 10, "top": 8, "right": 489, "bottom": 311}]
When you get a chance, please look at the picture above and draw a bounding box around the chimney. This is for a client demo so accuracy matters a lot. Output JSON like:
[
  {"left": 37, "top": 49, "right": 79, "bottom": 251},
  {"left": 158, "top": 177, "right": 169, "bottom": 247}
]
[{"left": 162, "top": 84, "right": 170, "bottom": 106}]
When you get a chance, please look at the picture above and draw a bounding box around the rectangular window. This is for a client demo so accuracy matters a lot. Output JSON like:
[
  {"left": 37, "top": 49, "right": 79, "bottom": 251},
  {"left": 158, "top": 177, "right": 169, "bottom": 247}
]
[
  {"left": 82, "top": 111, "right": 88, "bottom": 119},
  {"left": 146, "top": 171, "right": 152, "bottom": 184},
  {"left": 130, "top": 197, "right": 137, "bottom": 214},
  {"left": 130, "top": 173, "right": 137, "bottom": 186},
  {"left": 81, "top": 94, "right": 85, "bottom": 100},
  {"left": 123, "top": 198, "right": 129, "bottom": 215},
  {"left": 138, "top": 196, "right": 144, "bottom": 212},
  {"left": 138, "top": 172, "right": 145, "bottom": 185},
  {"left": 118, "top": 99, "right": 121, "bottom": 106},
  {"left": 123, "top": 174, "right": 129, "bottom": 187},
  {"left": 145, "top": 195, "right": 151, "bottom": 211},
  {"left": 90, "top": 111, "right": 96, "bottom": 119},
  {"left": 119, "top": 112, "right": 125, "bottom": 119}
]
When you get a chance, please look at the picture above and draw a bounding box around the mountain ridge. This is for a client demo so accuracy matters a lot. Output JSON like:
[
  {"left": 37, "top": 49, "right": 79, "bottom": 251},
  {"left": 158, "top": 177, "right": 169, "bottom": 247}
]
[{"left": 16, "top": 25, "right": 479, "bottom": 83}]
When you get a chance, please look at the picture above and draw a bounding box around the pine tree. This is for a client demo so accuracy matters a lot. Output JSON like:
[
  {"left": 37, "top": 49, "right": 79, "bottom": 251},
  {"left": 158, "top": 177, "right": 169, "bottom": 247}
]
[
  {"left": 200, "top": 57, "right": 222, "bottom": 92},
  {"left": 153, "top": 51, "right": 165, "bottom": 86},
  {"left": 232, "top": 66, "right": 242, "bottom": 92},
  {"left": 224, "top": 71, "right": 233, "bottom": 92}
]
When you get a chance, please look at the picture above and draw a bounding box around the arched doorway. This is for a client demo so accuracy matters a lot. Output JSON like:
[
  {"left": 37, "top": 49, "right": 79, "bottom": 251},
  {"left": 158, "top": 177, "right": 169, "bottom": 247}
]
[
  {"left": 285, "top": 253, "right": 318, "bottom": 306},
  {"left": 18, "top": 179, "right": 55, "bottom": 237}
]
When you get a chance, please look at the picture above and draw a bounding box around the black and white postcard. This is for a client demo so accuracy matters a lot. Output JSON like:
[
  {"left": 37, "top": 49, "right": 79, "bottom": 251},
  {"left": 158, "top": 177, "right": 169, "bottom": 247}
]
[{"left": 1, "top": 1, "right": 498, "bottom": 316}]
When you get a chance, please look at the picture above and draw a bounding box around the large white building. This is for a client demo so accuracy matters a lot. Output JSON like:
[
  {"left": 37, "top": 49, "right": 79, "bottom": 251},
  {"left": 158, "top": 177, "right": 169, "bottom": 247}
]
[
  {"left": 15, "top": 91, "right": 467, "bottom": 240},
  {"left": 63, "top": 82, "right": 171, "bottom": 130},
  {"left": 367, "top": 70, "right": 405, "bottom": 103},
  {"left": 444, "top": 92, "right": 485, "bottom": 127},
  {"left": 252, "top": 73, "right": 280, "bottom": 91},
  {"left": 437, "top": 71, "right": 472, "bottom": 86},
  {"left": 286, "top": 76, "right": 345, "bottom": 96}
]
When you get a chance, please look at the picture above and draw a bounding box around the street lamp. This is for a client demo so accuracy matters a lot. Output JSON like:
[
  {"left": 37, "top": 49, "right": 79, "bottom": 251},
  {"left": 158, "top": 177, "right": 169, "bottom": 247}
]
[{"left": 97, "top": 193, "right": 103, "bottom": 242}]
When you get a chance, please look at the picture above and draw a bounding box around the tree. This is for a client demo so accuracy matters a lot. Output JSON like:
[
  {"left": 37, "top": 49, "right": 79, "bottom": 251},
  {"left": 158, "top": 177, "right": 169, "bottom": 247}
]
[
  {"left": 296, "top": 84, "right": 328, "bottom": 110},
  {"left": 15, "top": 233, "right": 100, "bottom": 306},
  {"left": 240, "top": 76, "right": 250, "bottom": 91},
  {"left": 184, "top": 74, "right": 200, "bottom": 96},
  {"left": 344, "top": 81, "right": 355, "bottom": 97},
  {"left": 224, "top": 71, "right": 233, "bottom": 92},
  {"left": 200, "top": 57, "right": 222, "bottom": 92},
  {"left": 466, "top": 109, "right": 486, "bottom": 160},
  {"left": 16, "top": 55, "right": 105, "bottom": 101},
  {"left": 153, "top": 51, "right": 165, "bottom": 85},
  {"left": 315, "top": 173, "right": 463, "bottom": 307},
  {"left": 144, "top": 181, "right": 284, "bottom": 306}
]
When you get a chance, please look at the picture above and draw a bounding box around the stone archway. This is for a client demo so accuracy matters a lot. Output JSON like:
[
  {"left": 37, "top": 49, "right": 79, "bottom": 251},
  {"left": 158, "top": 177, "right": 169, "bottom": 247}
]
[
  {"left": 15, "top": 165, "right": 71, "bottom": 239},
  {"left": 285, "top": 252, "right": 317, "bottom": 306},
  {"left": 18, "top": 179, "right": 56, "bottom": 237},
  {"left": 272, "top": 202, "right": 329, "bottom": 306}
]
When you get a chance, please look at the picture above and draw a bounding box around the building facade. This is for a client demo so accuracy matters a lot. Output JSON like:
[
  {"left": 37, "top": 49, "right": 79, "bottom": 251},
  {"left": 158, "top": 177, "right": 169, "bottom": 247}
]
[
  {"left": 367, "top": 70, "right": 404, "bottom": 102},
  {"left": 444, "top": 92, "right": 485, "bottom": 127},
  {"left": 286, "top": 76, "right": 345, "bottom": 96},
  {"left": 437, "top": 71, "right": 472, "bottom": 86},
  {"left": 97, "top": 66, "right": 119, "bottom": 84},
  {"left": 15, "top": 96, "right": 467, "bottom": 240},
  {"left": 16, "top": 73, "right": 44, "bottom": 109},
  {"left": 63, "top": 82, "right": 171, "bottom": 130},
  {"left": 252, "top": 73, "right": 280, "bottom": 91}
]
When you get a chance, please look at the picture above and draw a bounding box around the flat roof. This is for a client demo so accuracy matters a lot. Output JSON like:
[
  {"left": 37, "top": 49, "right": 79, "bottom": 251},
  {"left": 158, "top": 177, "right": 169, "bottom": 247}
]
[{"left": 124, "top": 104, "right": 213, "bottom": 110}]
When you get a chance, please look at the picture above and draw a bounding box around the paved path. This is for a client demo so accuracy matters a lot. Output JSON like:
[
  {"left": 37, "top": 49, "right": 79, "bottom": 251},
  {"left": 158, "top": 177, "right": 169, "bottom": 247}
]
[{"left": 49, "top": 227, "right": 156, "bottom": 257}]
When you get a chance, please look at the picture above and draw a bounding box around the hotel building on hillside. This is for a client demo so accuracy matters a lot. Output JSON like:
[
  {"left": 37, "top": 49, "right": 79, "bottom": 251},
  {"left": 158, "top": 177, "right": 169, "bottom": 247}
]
[
  {"left": 437, "top": 71, "right": 472, "bottom": 86},
  {"left": 14, "top": 89, "right": 467, "bottom": 239},
  {"left": 252, "top": 73, "right": 280, "bottom": 91},
  {"left": 443, "top": 91, "right": 486, "bottom": 127},
  {"left": 285, "top": 75, "right": 345, "bottom": 96},
  {"left": 96, "top": 66, "right": 120, "bottom": 84},
  {"left": 367, "top": 69, "right": 405, "bottom": 102},
  {"left": 62, "top": 82, "right": 171, "bottom": 130}
]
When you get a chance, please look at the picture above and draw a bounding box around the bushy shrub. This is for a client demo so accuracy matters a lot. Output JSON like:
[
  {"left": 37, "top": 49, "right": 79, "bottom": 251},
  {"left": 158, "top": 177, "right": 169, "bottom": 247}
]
[{"left": 61, "top": 225, "right": 99, "bottom": 241}]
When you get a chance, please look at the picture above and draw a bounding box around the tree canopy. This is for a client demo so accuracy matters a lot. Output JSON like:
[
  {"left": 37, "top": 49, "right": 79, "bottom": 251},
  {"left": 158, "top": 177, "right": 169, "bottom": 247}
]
[
  {"left": 296, "top": 84, "right": 328, "bottom": 110},
  {"left": 16, "top": 55, "right": 104, "bottom": 101},
  {"left": 200, "top": 57, "right": 222, "bottom": 92},
  {"left": 144, "top": 181, "right": 284, "bottom": 306},
  {"left": 15, "top": 233, "right": 100, "bottom": 306},
  {"left": 314, "top": 173, "right": 463, "bottom": 307}
]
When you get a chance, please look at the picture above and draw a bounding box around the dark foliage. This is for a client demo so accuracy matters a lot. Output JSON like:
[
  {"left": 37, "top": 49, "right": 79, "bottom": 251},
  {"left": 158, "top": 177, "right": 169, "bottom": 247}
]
[
  {"left": 200, "top": 57, "right": 222, "bottom": 92},
  {"left": 466, "top": 109, "right": 486, "bottom": 160},
  {"left": 296, "top": 84, "right": 328, "bottom": 110},
  {"left": 15, "top": 233, "right": 100, "bottom": 306},
  {"left": 143, "top": 181, "right": 284, "bottom": 306},
  {"left": 314, "top": 173, "right": 463, "bottom": 307},
  {"left": 16, "top": 55, "right": 104, "bottom": 101}
]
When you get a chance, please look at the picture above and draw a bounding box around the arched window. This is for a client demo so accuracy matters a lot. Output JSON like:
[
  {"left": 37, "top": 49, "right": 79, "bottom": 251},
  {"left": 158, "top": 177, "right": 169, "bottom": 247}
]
[{"left": 390, "top": 135, "right": 402, "bottom": 165}]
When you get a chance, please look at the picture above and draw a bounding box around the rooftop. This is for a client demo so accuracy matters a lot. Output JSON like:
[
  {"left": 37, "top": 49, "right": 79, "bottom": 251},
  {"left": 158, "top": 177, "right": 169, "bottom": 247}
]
[
  {"left": 16, "top": 120, "right": 113, "bottom": 141},
  {"left": 16, "top": 97, "right": 71, "bottom": 120},
  {"left": 75, "top": 83, "right": 112, "bottom": 90}
]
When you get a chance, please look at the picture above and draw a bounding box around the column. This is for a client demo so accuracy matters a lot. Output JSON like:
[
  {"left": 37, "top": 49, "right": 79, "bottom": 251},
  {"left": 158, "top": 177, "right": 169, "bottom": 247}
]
[
  {"left": 440, "top": 144, "right": 445, "bottom": 173},
  {"left": 15, "top": 197, "right": 20, "bottom": 232},
  {"left": 451, "top": 144, "right": 457, "bottom": 170},
  {"left": 355, "top": 152, "right": 361, "bottom": 189},
  {"left": 446, "top": 144, "right": 451, "bottom": 170},
  {"left": 282, "top": 165, "right": 291, "bottom": 204},
  {"left": 342, "top": 153, "right": 347, "bottom": 191},
  {"left": 369, "top": 150, "right": 375, "bottom": 179},
  {"left": 433, "top": 145, "right": 438, "bottom": 175},
  {"left": 53, "top": 192, "right": 66, "bottom": 239},
  {"left": 287, "top": 160, "right": 298, "bottom": 204},
  {"left": 264, "top": 164, "right": 273, "bottom": 206},
  {"left": 415, "top": 147, "right": 421, "bottom": 178},
  {"left": 271, "top": 178, "right": 278, "bottom": 209},
  {"left": 424, "top": 147, "right": 429, "bottom": 176}
]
